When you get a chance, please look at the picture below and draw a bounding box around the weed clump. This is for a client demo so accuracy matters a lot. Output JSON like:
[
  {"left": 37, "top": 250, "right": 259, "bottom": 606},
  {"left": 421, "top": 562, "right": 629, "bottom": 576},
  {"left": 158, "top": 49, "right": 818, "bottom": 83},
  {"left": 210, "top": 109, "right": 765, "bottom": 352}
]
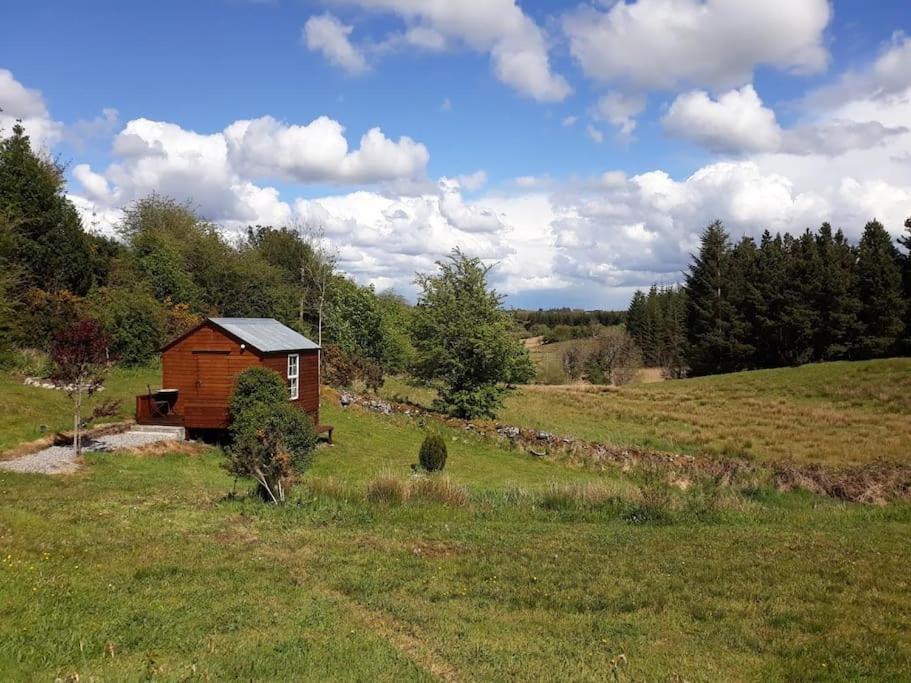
[
  {"left": 419, "top": 432, "right": 448, "bottom": 472},
  {"left": 625, "top": 466, "right": 673, "bottom": 523},
  {"left": 411, "top": 475, "right": 469, "bottom": 506},
  {"left": 366, "top": 470, "right": 410, "bottom": 505}
]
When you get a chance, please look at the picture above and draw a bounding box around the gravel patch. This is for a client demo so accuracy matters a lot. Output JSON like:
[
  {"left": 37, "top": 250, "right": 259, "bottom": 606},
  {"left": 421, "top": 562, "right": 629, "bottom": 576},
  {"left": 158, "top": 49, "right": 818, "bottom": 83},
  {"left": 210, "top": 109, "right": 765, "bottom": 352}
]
[{"left": 0, "top": 430, "right": 183, "bottom": 475}]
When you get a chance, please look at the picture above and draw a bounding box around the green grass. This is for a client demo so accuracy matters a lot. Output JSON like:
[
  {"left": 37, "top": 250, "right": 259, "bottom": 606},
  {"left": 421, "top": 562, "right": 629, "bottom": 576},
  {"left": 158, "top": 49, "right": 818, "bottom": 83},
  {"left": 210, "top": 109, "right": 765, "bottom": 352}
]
[
  {"left": 382, "top": 359, "right": 911, "bottom": 466},
  {"left": 0, "top": 366, "right": 160, "bottom": 453},
  {"left": 1, "top": 441, "right": 909, "bottom": 680},
  {"left": 0, "top": 371, "right": 909, "bottom": 679},
  {"left": 314, "top": 402, "right": 616, "bottom": 491}
]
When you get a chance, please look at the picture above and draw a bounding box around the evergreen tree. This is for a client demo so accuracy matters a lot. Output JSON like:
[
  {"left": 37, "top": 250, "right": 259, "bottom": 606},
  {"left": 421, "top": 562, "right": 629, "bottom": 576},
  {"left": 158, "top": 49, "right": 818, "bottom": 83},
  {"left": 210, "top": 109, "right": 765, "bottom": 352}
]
[
  {"left": 0, "top": 123, "right": 96, "bottom": 294},
  {"left": 684, "top": 221, "right": 750, "bottom": 375},
  {"left": 626, "top": 290, "right": 648, "bottom": 352},
  {"left": 898, "top": 216, "right": 911, "bottom": 353},
  {"left": 813, "top": 224, "right": 861, "bottom": 359},
  {"left": 855, "top": 220, "right": 905, "bottom": 357}
]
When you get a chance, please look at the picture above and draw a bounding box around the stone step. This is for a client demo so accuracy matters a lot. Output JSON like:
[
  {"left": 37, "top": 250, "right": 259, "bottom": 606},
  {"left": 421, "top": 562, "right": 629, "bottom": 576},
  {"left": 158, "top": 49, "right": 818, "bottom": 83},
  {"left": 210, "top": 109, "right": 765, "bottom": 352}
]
[{"left": 131, "top": 425, "right": 186, "bottom": 440}]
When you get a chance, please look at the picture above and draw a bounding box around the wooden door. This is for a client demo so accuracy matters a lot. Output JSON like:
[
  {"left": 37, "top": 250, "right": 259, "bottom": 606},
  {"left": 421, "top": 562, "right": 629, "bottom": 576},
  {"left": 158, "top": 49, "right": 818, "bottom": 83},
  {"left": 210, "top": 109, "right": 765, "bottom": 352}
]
[{"left": 193, "top": 350, "right": 230, "bottom": 401}]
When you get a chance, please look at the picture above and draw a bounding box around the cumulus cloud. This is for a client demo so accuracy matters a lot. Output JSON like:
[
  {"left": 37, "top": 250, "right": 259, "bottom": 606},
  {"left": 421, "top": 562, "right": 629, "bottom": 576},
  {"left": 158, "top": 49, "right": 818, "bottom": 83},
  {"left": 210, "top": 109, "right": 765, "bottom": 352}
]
[
  {"left": 0, "top": 68, "right": 63, "bottom": 149},
  {"left": 563, "top": 0, "right": 831, "bottom": 91},
  {"left": 311, "top": 0, "right": 570, "bottom": 101},
  {"left": 292, "top": 184, "right": 516, "bottom": 293},
  {"left": 663, "top": 85, "right": 782, "bottom": 153},
  {"left": 70, "top": 112, "right": 429, "bottom": 234},
  {"left": 304, "top": 13, "right": 369, "bottom": 75},
  {"left": 224, "top": 115, "right": 428, "bottom": 184},
  {"left": 664, "top": 84, "right": 909, "bottom": 156}
]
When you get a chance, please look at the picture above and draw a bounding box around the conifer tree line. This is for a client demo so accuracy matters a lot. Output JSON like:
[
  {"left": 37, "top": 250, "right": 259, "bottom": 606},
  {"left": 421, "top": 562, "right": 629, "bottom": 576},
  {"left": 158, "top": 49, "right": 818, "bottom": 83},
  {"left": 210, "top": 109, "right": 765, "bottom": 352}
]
[{"left": 628, "top": 218, "right": 910, "bottom": 376}]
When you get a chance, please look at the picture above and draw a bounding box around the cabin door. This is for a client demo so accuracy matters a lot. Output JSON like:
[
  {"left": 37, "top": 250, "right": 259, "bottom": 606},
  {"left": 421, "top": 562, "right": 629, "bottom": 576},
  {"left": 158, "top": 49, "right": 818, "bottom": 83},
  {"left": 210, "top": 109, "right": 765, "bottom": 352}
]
[{"left": 193, "top": 350, "right": 230, "bottom": 401}]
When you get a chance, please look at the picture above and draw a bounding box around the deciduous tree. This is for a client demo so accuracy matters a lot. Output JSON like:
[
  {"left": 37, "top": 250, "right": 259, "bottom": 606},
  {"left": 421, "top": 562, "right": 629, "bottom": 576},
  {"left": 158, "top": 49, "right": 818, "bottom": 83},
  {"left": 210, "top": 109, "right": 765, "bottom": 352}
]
[{"left": 412, "top": 249, "right": 531, "bottom": 418}]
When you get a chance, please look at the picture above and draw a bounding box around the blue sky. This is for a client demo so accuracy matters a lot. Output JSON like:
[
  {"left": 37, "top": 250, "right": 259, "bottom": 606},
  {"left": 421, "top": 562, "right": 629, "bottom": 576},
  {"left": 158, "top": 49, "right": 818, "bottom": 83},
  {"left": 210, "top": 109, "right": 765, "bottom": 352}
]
[{"left": 1, "top": 1, "right": 910, "bottom": 308}]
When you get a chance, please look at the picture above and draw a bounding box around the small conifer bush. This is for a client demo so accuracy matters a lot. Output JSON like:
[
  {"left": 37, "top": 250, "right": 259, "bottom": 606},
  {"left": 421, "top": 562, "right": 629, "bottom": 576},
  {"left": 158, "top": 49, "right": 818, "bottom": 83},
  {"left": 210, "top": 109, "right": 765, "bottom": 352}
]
[{"left": 419, "top": 432, "right": 448, "bottom": 472}]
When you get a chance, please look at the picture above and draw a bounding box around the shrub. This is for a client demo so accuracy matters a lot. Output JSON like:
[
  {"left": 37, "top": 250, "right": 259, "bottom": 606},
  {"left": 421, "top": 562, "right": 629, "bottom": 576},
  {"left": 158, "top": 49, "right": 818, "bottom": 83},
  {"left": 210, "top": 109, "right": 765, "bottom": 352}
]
[
  {"left": 229, "top": 367, "right": 287, "bottom": 421},
  {"left": 227, "top": 402, "right": 317, "bottom": 502},
  {"left": 366, "top": 470, "right": 410, "bottom": 504},
  {"left": 419, "top": 432, "right": 448, "bottom": 472},
  {"left": 433, "top": 385, "right": 504, "bottom": 419}
]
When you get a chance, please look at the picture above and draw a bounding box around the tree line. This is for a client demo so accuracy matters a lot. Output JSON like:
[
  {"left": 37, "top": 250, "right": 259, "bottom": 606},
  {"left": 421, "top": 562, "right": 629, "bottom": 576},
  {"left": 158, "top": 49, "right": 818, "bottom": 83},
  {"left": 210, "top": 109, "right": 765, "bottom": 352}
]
[
  {"left": 627, "top": 219, "right": 910, "bottom": 376},
  {"left": 0, "top": 122, "right": 532, "bottom": 419},
  {"left": 512, "top": 307, "right": 626, "bottom": 344},
  {"left": 0, "top": 123, "right": 413, "bottom": 377}
]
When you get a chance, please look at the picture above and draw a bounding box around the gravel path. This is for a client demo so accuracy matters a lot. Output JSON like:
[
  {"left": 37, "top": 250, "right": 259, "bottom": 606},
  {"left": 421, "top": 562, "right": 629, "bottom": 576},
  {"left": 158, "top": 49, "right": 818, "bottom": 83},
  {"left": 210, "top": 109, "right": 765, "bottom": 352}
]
[{"left": 0, "top": 430, "right": 182, "bottom": 475}]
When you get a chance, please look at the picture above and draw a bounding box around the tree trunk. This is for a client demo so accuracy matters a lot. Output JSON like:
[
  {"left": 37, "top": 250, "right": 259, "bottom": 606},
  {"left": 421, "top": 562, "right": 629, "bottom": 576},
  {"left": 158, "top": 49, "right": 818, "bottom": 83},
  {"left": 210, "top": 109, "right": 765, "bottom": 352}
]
[{"left": 73, "top": 386, "right": 82, "bottom": 457}]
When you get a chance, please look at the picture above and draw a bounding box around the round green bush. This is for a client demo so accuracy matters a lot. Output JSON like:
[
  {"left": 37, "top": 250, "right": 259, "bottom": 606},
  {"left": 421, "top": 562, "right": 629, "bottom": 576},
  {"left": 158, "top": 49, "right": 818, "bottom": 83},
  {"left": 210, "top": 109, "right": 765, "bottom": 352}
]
[
  {"left": 227, "top": 402, "right": 318, "bottom": 501},
  {"left": 229, "top": 367, "right": 287, "bottom": 421},
  {"left": 419, "top": 432, "right": 448, "bottom": 472}
]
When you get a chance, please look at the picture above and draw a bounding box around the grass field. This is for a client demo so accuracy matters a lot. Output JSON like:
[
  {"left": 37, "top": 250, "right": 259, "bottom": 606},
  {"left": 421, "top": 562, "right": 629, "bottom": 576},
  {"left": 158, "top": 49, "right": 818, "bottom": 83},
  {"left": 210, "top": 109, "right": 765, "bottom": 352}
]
[
  {"left": 0, "top": 366, "right": 159, "bottom": 454},
  {"left": 1, "top": 366, "right": 910, "bottom": 679},
  {"left": 382, "top": 358, "right": 911, "bottom": 466}
]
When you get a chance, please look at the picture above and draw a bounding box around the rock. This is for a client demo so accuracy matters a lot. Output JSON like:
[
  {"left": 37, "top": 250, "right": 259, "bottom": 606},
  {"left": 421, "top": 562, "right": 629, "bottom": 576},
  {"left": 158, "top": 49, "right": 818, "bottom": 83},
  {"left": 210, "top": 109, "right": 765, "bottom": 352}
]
[
  {"left": 340, "top": 392, "right": 353, "bottom": 407},
  {"left": 497, "top": 425, "right": 521, "bottom": 439}
]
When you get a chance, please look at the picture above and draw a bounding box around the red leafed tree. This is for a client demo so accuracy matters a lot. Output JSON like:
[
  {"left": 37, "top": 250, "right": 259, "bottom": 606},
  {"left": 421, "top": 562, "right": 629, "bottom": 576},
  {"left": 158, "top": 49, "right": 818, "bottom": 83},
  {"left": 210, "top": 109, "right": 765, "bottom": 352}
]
[{"left": 51, "top": 318, "right": 114, "bottom": 456}]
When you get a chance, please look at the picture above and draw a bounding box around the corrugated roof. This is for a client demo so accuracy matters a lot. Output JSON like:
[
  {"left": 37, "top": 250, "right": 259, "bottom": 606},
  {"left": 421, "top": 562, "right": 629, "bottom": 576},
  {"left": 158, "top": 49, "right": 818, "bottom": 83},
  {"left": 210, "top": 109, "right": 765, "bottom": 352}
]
[{"left": 209, "top": 318, "right": 319, "bottom": 352}]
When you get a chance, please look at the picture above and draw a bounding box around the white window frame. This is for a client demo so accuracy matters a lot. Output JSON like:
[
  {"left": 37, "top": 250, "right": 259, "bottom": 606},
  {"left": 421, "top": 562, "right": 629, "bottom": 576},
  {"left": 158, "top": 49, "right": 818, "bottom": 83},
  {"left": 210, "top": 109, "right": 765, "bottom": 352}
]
[{"left": 287, "top": 354, "right": 299, "bottom": 400}]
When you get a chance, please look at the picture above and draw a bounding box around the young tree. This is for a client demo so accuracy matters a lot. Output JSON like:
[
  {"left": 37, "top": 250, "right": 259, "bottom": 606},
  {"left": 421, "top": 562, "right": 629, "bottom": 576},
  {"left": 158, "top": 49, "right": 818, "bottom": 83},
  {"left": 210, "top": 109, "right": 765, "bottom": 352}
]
[
  {"left": 296, "top": 223, "right": 337, "bottom": 348},
  {"left": 412, "top": 249, "right": 532, "bottom": 418},
  {"left": 50, "top": 319, "right": 114, "bottom": 456},
  {"left": 856, "top": 219, "right": 905, "bottom": 357},
  {"left": 584, "top": 327, "right": 642, "bottom": 385}
]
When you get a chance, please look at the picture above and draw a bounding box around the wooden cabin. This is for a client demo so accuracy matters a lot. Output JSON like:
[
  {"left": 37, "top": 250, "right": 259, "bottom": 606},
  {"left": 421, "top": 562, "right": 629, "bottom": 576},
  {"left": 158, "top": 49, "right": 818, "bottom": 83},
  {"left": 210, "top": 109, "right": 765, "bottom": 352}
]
[{"left": 136, "top": 317, "right": 324, "bottom": 435}]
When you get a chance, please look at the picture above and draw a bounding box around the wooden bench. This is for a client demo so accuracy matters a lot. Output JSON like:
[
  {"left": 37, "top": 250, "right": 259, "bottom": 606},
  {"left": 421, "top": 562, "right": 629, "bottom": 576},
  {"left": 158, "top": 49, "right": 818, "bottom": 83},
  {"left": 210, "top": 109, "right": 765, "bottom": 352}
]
[{"left": 317, "top": 424, "right": 334, "bottom": 444}]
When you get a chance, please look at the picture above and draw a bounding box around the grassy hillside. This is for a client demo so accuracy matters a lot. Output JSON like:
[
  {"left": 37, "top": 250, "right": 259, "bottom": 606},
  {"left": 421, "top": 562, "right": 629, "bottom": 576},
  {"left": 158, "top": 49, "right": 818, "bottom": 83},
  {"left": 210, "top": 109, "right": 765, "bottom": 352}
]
[
  {"left": 382, "top": 359, "right": 911, "bottom": 466},
  {"left": 0, "top": 370, "right": 909, "bottom": 679}
]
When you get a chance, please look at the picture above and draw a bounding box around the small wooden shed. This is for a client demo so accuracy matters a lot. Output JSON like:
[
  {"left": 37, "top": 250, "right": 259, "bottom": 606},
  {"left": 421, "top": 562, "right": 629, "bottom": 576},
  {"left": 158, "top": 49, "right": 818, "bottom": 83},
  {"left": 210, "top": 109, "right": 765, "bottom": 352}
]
[{"left": 136, "top": 317, "right": 321, "bottom": 433}]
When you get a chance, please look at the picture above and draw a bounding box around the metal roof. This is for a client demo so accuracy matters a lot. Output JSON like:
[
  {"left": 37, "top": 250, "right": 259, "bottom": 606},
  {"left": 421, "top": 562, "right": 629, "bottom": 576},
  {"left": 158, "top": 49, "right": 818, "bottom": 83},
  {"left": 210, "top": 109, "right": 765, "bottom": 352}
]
[{"left": 209, "top": 318, "right": 319, "bottom": 352}]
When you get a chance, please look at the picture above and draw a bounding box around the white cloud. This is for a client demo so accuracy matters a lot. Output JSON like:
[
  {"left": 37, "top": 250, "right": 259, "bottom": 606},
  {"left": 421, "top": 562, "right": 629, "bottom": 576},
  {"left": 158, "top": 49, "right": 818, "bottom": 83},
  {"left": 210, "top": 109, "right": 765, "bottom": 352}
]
[
  {"left": 225, "top": 115, "right": 428, "bottom": 184},
  {"left": 455, "top": 170, "right": 487, "bottom": 191},
  {"left": 586, "top": 124, "right": 604, "bottom": 144},
  {"left": 871, "top": 31, "right": 911, "bottom": 97},
  {"left": 561, "top": 115, "right": 577, "bottom": 127},
  {"left": 596, "top": 91, "right": 647, "bottom": 136},
  {"left": 663, "top": 85, "right": 782, "bottom": 153},
  {"left": 664, "top": 84, "right": 909, "bottom": 156},
  {"left": 292, "top": 183, "right": 516, "bottom": 293},
  {"left": 439, "top": 97, "right": 452, "bottom": 112},
  {"left": 70, "top": 112, "right": 428, "bottom": 233},
  {"left": 314, "top": 0, "right": 570, "bottom": 101},
  {"left": 304, "top": 13, "right": 369, "bottom": 75},
  {"left": 0, "top": 68, "right": 63, "bottom": 149},
  {"left": 563, "top": 0, "right": 831, "bottom": 91}
]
